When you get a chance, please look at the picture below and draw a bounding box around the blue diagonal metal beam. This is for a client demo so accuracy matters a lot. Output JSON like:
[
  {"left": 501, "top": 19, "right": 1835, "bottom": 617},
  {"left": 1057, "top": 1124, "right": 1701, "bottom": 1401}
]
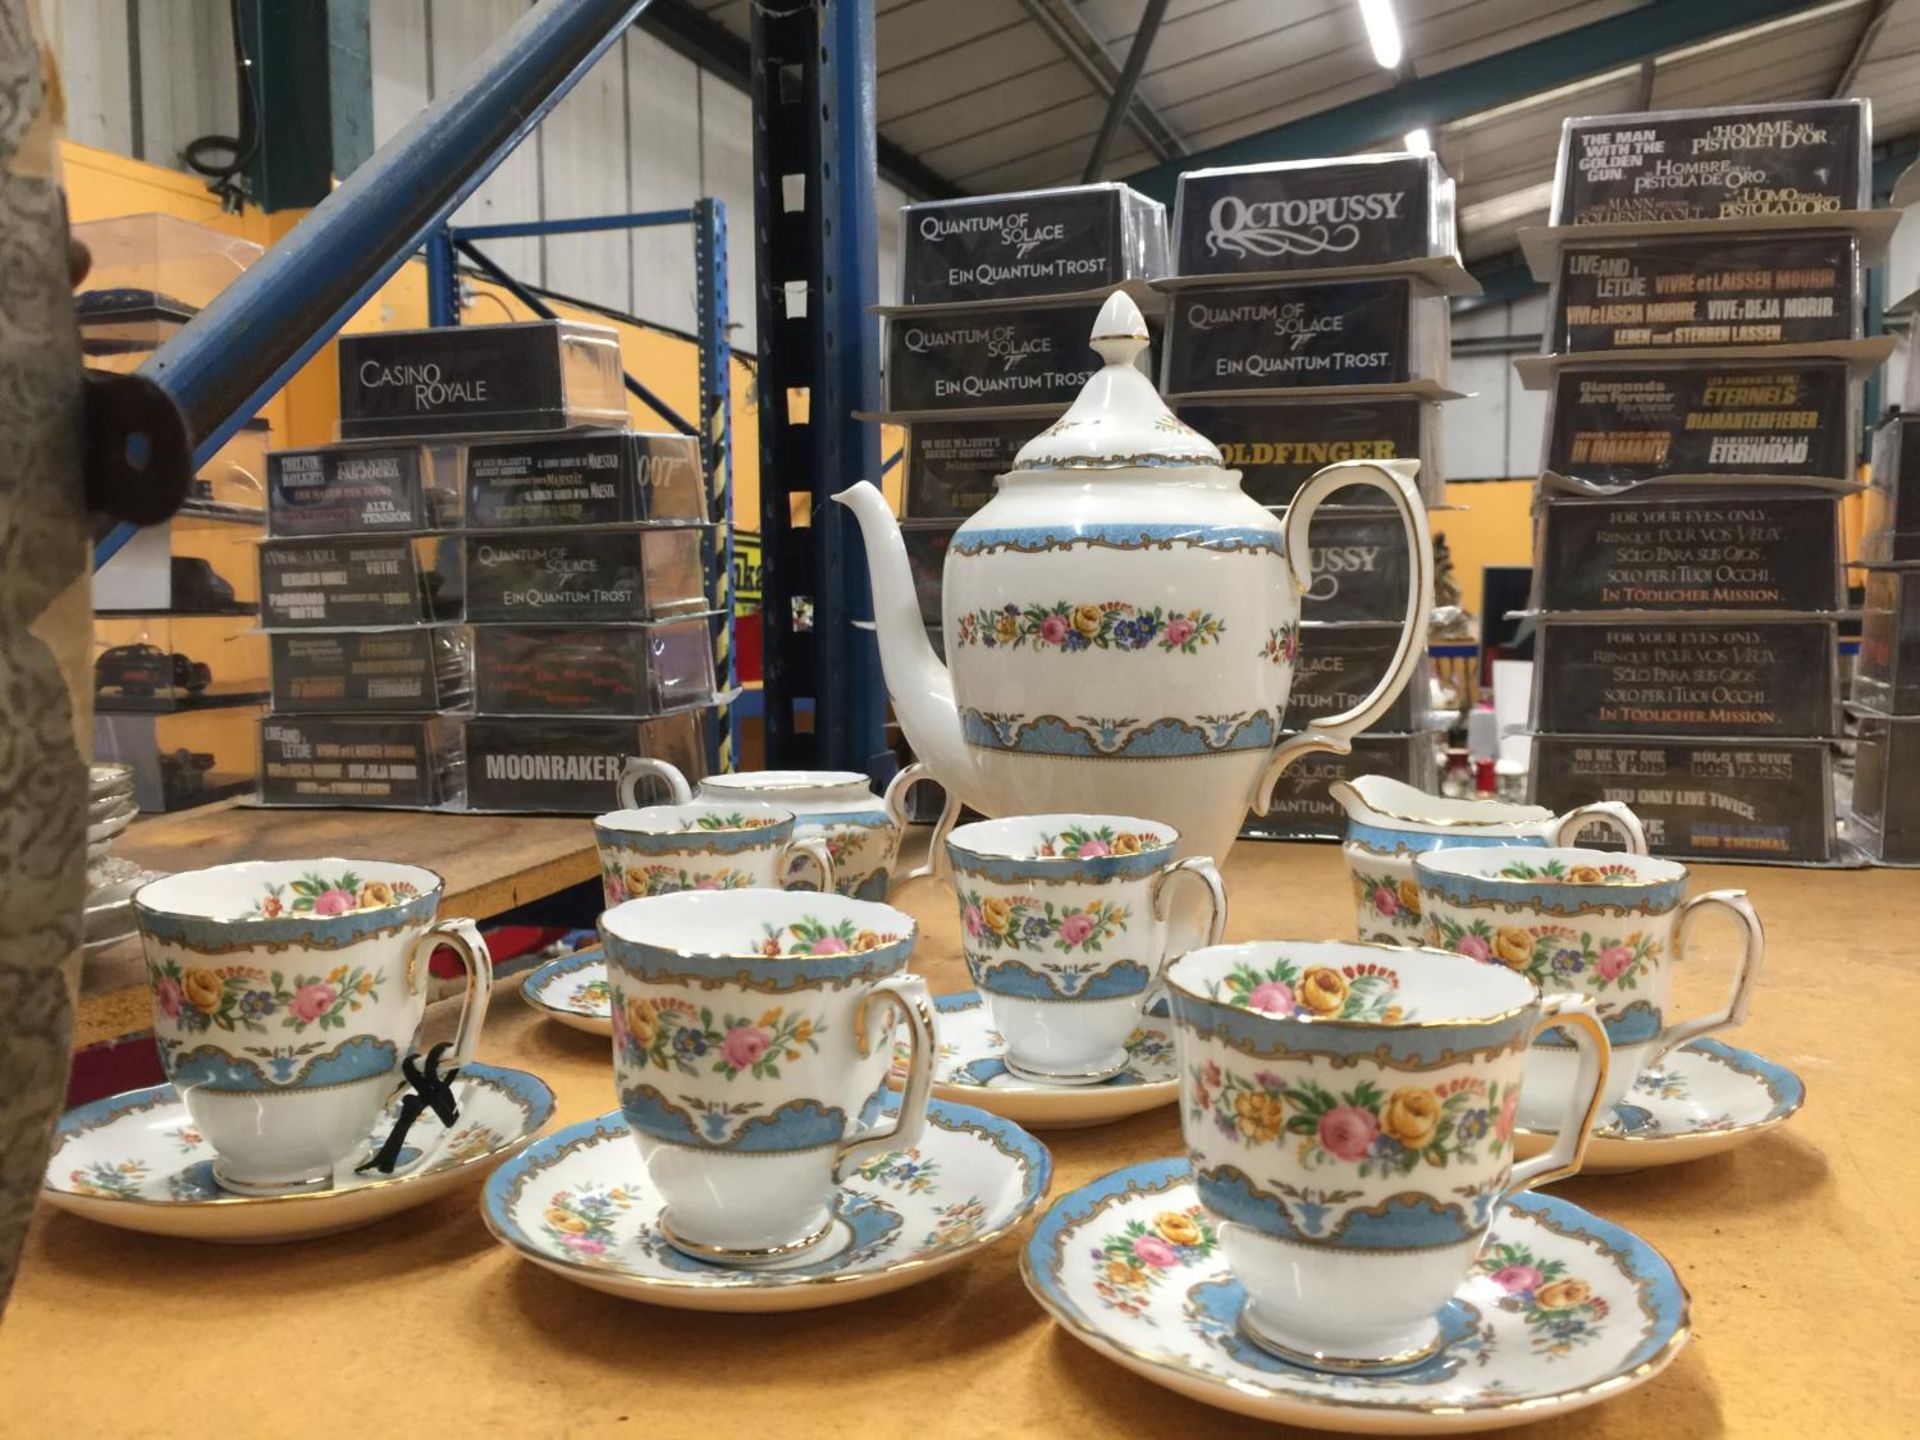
[{"left": 1125, "top": 0, "right": 1836, "bottom": 203}]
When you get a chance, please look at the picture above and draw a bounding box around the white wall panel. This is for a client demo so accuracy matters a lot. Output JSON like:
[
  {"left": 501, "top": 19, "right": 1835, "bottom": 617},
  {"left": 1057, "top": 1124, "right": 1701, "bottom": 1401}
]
[
  {"left": 134, "top": 0, "right": 237, "bottom": 172},
  {"left": 432, "top": 0, "right": 542, "bottom": 281},
  {"left": 701, "top": 73, "right": 758, "bottom": 349},
  {"left": 370, "top": 0, "right": 431, "bottom": 147},
  {"left": 46, "top": 1, "right": 134, "bottom": 155},
  {"left": 539, "top": 37, "right": 629, "bottom": 314},
  {"left": 625, "top": 31, "right": 702, "bottom": 334},
  {"left": 1448, "top": 352, "right": 1514, "bottom": 480}
]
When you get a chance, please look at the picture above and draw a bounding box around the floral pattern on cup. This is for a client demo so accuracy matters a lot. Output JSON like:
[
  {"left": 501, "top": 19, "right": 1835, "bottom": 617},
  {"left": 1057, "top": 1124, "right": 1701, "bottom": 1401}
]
[
  {"left": 926, "top": 1196, "right": 987, "bottom": 1249},
  {"left": 1476, "top": 1241, "right": 1609, "bottom": 1357},
  {"left": 602, "top": 863, "right": 756, "bottom": 905},
  {"left": 1034, "top": 822, "right": 1163, "bottom": 859},
  {"left": 1091, "top": 1205, "right": 1220, "bottom": 1320},
  {"left": 1429, "top": 915, "right": 1660, "bottom": 992},
  {"left": 757, "top": 916, "right": 903, "bottom": 957},
  {"left": 1257, "top": 623, "right": 1300, "bottom": 667},
  {"left": 1215, "top": 955, "right": 1406, "bottom": 1022},
  {"left": 1189, "top": 1064, "right": 1517, "bottom": 1179},
  {"left": 70, "top": 1159, "right": 148, "bottom": 1201},
  {"left": 958, "top": 889, "right": 1130, "bottom": 954},
  {"left": 953, "top": 600, "right": 1226, "bottom": 654},
  {"left": 687, "top": 813, "right": 780, "bottom": 831},
  {"left": 851, "top": 1148, "right": 939, "bottom": 1194},
  {"left": 616, "top": 995, "right": 824, "bottom": 1081},
  {"left": 541, "top": 1185, "right": 634, "bottom": 1263},
  {"left": 1352, "top": 871, "right": 1424, "bottom": 931},
  {"left": 247, "top": 870, "right": 420, "bottom": 919},
  {"left": 569, "top": 976, "right": 611, "bottom": 1012},
  {"left": 1494, "top": 859, "right": 1640, "bottom": 885},
  {"left": 148, "top": 958, "right": 381, "bottom": 1034}
]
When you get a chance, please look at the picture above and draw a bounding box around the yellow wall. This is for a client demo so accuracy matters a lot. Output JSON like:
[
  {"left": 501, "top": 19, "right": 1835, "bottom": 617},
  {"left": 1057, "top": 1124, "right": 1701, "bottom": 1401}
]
[{"left": 1431, "top": 480, "right": 1533, "bottom": 619}]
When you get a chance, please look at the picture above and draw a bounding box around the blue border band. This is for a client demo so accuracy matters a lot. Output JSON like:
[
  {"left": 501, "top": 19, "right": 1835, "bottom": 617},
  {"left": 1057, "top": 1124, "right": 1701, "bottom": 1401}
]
[
  {"left": 1169, "top": 987, "right": 1531, "bottom": 1067},
  {"left": 951, "top": 523, "right": 1282, "bottom": 556}
]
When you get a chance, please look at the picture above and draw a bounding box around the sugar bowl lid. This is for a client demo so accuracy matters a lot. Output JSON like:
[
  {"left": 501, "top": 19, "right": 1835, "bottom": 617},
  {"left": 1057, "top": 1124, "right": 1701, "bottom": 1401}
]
[{"left": 1011, "top": 290, "right": 1223, "bottom": 472}]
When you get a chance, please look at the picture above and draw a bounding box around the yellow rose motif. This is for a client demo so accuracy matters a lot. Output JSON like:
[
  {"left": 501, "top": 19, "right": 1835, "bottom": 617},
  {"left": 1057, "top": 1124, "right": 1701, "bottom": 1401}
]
[
  {"left": 544, "top": 1208, "right": 573, "bottom": 1229},
  {"left": 557, "top": 1215, "right": 588, "bottom": 1235},
  {"left": 182, "top": 968, "right": 224, "bottom": 1013},
  {"left": 1567, "top": 866, "right": 1605, "bottom": 884},
  {"left": 1397, "top": 879, "right": 1422, "bottom": 916},
  {"left": 854, "top": 930, "right": 883, "bottom": 952},
  {"left": 1106, "top": 1259, "right": 1146, "bottom": 1288},
  {"left": 624, "top": 995, "right": 660, "bottom": 1048},
  {"left": 1535, "top": 1278, "right": 1593, "bottom": 1311},
  {"left": 1153, "top": 1211, "right": 1203, "bottom": 1246},
  {"left": 1299, "top": 966, "right": 1349, "bottom": 1016},
  {"left": 981, "top": 897, "right": 1014, "bottom": 935},
  {"left": 1071, "top": 603, "right": 1105, "bottom": 638},
  {"left": 1233, "top": 1090, "right": 1285, "bottom": 1143},
  {"left": 1112, "top": 833, "right": 1143, "bottom": 856},
  {"left": 1381, "top": 1088, "right": 1441, "bottom": 1148},
  {"left": 1493, "top": 927, "right": 1535, "bottom": 969},
  {"left": 358, "top": 880, "right": 395, "bottom": 909},
  {"left": 993, "top": 612, "right": 1019, "bottom": 644},
  {"left": 623, "top": 865, "right": 652, "bottom": 896}
]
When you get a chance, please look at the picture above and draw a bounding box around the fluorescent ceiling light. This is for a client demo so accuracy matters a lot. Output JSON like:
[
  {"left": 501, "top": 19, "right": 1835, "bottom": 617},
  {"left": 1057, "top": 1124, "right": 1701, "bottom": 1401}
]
[
  {"left": 1358, "top": 0, "right": 1403, "bottom": 70},
  {"left": 1404, "top": 127, "right": 1432, "bottom": 156}
]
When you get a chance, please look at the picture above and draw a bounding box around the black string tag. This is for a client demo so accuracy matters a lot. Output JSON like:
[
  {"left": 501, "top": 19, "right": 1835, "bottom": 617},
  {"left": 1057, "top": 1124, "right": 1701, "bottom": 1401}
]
[{"left": 356, "top": 1042, "right": 462, "bottom": 1176}]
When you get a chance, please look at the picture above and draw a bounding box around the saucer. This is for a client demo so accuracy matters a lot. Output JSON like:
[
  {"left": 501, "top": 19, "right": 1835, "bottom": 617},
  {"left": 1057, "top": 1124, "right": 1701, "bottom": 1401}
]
[
  {"left": 920, "top": 992, "right": 1179, "bottom": 1130},
  {"left": 521, "top": 948, "right": 613, "bottom": 1036},
  {"left": 43, "top": 1063, "right": 555, "bottom": 1243},
  {"left": 482, "top": 1097, "right": 1050, "bottom": 1312},
  {"left": 1022, "top": 1157, "right": 1688, "bottom": 1434},
  {"left": 1516, "top": 1038, "right": 1806, "bottom": 1174}
]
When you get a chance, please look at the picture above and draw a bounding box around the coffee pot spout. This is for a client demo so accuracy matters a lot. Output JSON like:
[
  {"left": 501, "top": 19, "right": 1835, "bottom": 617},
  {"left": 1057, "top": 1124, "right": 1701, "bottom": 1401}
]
[{"left": 833, "top": 480, "right": 982, "bottom": 810}]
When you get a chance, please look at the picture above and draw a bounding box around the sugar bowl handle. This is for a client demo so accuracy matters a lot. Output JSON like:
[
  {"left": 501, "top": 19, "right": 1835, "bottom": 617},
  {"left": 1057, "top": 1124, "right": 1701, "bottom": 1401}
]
[
  {"left": 617, "top": 757, "right": 693, "bottom": 808},
  {"left": 778, "top": 836, "right": 838, "bottom": 894},
  {"left": 1252, "top": 459, "right": 1434, "bottom": 815}
]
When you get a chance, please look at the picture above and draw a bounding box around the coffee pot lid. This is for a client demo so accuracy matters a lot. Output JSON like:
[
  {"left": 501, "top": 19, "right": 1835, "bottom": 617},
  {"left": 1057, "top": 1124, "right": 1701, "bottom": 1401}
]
[{"left": 1011, "top": 290, "right": 1223, "bottom": 472}]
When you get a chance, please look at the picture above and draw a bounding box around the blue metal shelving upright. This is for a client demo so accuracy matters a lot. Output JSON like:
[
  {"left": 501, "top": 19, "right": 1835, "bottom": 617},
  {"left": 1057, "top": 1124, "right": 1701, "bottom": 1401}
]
[{"left": 749, "top": 0, "right": 889, "bottom": 778}]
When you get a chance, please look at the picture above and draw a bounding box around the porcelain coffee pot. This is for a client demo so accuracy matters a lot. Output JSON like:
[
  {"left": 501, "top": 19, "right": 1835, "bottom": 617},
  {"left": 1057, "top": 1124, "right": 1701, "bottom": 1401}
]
[{"left": 837, "top": 289, "right": 1435, "bottom": 866}]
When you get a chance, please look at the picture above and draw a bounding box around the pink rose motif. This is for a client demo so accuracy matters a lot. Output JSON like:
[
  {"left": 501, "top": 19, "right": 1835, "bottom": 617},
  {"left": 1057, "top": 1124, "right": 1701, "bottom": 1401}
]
[
  {"left": 1456, "top": 934, "right": 1492, "bottom": 963},
  {"left": 1318, "top": 1104, "right": 1380, "bottom": 1161},
  {"left": 154, "top": 977, "right": 184, "bottom": 1019},
  {"left": 1491, "top": 1264, "right": 1544, "bottom": 1294},
  {"left": 1372, "top": 887, "right": 1400, "bottom": 917},
  {"left": 1494, "top": 1091, "right": 1519, "bottom": 1142},
  {"left": 1075, "top": 839, "right": 1111, "bottom": 859},
  {"left": 1132, "top": 1235, "right": 1179, "bottom": 1268},
  {"left": 563, "top": 1235, "right": 606, "bottom": 1255},
  {"left": 312, "top": 888, "right": 356, "bottom": 916},
  {"left": 1057, "top": 913, "right": 1095, "bottom": 947},
  {"left": 693, "top": 877, "right": 723, "bottom": 891},
  {"left": 1038, "top": 615, "right": 1069, "bottom": 646},
  {"left": 808, "top": 937, "right": 851, "bottom": 956},
  {"left": 290, "top": 983, "right": 337, "bottom": 1023},
  {"left": 1247, "top": 980, "right": 1296, "bottom": 1015},
  {"left": 723, "top": 1025, "right": 772, "bottom": 1071},
  {"left": 1596, "top": 944, "right": 1633, "bottom": 980},
  {"left": 962, "top": 905, "right": 984, "bottom": 938},
  {"left": 605, "top": 876, "right": 627, "bottom": 904},
  {"left": 1165, "top": 617, "right": 1195, "bottom": 647}
]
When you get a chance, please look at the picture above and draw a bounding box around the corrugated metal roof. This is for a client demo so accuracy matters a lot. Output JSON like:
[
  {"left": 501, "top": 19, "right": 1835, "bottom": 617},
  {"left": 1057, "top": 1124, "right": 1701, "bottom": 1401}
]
[{"left": 698, "top": 0, "right": 1920, "bottom": 260}]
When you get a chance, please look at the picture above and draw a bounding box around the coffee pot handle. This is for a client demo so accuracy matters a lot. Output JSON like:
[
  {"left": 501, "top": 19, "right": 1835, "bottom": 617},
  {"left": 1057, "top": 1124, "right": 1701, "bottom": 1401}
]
[
  {"left": 883, "top": 762, "right": 959, "bottom": 891},
  {"left": 1251, "top": 459, "right": 1434, "bottom": 815},
  {"left": 1506, "top": 997, "right": 1611, "bottom": 1195},
  {"left": 1550, "top": 801, "right": 1649, "bottom": 854},
  {"left": 778, "top": 835, "right": 838, "bottom": 894},
  {"left": 1652, "top": 890, "right": 1765, "bottom": 1065},
  {"left": 617, "top": 756, "right": 692, "bottom": 808},
  {"left": 833, "top": 974, "right": 937, "bottom": 1182},
  {"left": 406, "top": 917, "right": 496, "bottom": 1072}
]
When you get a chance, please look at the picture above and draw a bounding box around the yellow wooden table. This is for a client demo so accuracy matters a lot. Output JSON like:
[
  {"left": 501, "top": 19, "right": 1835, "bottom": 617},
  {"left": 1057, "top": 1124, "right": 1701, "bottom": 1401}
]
[{"left": 7, "top": 843, "right": 1916, "bottom": 1437}]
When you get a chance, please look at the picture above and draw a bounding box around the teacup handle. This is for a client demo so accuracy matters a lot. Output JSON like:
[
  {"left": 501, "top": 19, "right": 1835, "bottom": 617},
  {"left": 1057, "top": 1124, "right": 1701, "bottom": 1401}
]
[
  {"left": 1250, "top": 458, "right": 1434, "bottom": 814},
  {"left": 833, "top": 974, "right": 936, "bottom": 1182},
  {"left": 1550, "top": 801, "right": 1648, "bottom": 854},
  {"left": 882, "top": 762, "right": 959, "bottom": 891},
  {"left": 406, "top": 917, "right": 496, "bottom": 1072},
  {"left": 617, "top": 756, "right": 692, "bottom": 808},
  {"left": 778, "top": 835, "right": 838, "bottom": 893},
  {"left": 1506, "top": 997, "right": 1610, "bottom": 1194},
  {"left": 1651, "top": 889, "right": 1765, "bottom": 1066},
  {"left": 1149, "top": 856, "right": 1229, "bottom": 953}
]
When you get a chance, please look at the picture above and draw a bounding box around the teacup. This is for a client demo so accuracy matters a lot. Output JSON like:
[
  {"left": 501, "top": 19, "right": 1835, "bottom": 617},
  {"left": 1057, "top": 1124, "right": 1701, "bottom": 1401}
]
[
  {"left": 945, "top": 814, "right": 1226, "bottom": 1085},
  {"left": 593, "top": 801, "right": 835, "bottom": 906},
  {"left": 1414, "top": 846, "right": 1764, "bottom": 1129},
  {"left": 1167, "top": 940, "right": 1608, "bottom": 1371},
  {"left": 134, "top": 859, "right": 494, "bottom": 1196},
  {"left": 600, "top": 889, "right": 934, "bottom": 1264}
]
